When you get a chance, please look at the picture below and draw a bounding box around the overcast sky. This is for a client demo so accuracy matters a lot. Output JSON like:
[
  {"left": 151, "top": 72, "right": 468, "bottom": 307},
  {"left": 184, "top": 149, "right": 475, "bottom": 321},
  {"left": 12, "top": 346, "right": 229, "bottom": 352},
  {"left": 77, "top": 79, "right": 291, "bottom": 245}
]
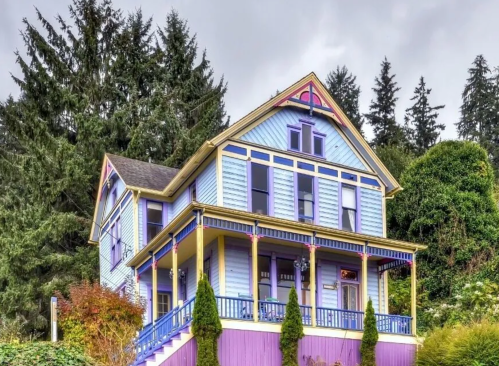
[{"left": 1, "top": 0, "right": 499, "bottom": 140}]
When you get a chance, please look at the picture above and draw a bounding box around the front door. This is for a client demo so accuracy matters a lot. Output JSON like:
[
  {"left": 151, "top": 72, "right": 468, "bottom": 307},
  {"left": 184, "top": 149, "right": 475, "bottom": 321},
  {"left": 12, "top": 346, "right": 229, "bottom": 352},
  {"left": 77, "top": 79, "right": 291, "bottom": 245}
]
[
  {"left": 341, "top": 284, "right": 359, "bottom": 329},
  {"left": 157, "top": 291, "right": 171, "bottom": 319}
]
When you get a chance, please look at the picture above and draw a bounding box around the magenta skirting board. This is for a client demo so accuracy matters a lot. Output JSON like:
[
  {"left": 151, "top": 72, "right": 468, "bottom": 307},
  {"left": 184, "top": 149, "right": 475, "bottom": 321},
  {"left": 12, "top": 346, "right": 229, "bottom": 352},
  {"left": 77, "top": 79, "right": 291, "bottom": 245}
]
[{"left": 160, "top": 329, "right": 416, "bottom": 366}]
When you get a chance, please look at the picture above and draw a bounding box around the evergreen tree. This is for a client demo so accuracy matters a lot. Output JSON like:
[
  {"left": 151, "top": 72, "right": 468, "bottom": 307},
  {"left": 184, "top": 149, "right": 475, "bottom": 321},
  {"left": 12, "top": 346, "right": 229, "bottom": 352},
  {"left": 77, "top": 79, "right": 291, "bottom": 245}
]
[
  {"left": 360, "top": 298, "right": 378, "bottom": 366},
  {"left": 457, "top": 55, "right": 494, "bottom": 142},
  {"left": 404, "top": 76, "right": 445, "bottom": 155},
  {"left": 0, "top": 1, "right": 228, "bottom": 333},
  {"left": 192, "top": 274, "right": 222, "bottom": 366},
  {"left": 365, "top": 57, "right": 405, "bottom": 147},
  {"left": 279, "top": 286, "right": 304, "bottom": 366},
  {"left": 326, "top": 65, "right": 364, "bottom": 134}
]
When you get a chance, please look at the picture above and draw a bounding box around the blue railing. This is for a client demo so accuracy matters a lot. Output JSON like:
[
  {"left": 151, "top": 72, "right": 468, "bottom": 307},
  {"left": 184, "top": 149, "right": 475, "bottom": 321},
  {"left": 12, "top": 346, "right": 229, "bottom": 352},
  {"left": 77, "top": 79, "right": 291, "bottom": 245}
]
[
  {"left": 316, "top": 307, "right": 364, "bottom": 330},
  {"left": 375, "top": 313, "right": 412, "bottom": 335},
  {"left": 258, "top": 300, "right": 286, "bottom": 323},
  {"left": 135, "top": 297, "right": 195, "bottom": 363},
  {"left": 300, "top": 305, "right": 312, "bottom": 326},
  {"left": 216, "top": 296, "right": 253, "bottom": 320}
]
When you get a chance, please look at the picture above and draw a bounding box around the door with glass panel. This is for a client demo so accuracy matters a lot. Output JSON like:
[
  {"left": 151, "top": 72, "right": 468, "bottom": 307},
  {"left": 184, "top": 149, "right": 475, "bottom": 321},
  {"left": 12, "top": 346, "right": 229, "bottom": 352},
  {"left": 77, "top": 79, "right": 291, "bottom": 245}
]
[{"left": 341, "top": 284, "right": 359, "bottom": 329}]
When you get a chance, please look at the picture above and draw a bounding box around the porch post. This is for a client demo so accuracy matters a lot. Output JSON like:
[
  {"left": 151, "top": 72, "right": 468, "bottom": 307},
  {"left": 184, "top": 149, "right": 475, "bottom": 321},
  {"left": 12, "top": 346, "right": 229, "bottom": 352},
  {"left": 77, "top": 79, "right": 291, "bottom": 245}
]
[
  {"left": 196, "top": 211, "right": 204, "bottom": 283},
  {"left": 411, "top": 252, "right": 417, "bottom": 335},
  {"left": 362, "top": 246, "right": 368, "bottom": 311},
  {"left": 251, "top": 225, "right": 259, "bottom": 322},
  {"left": 218, "top": 236, "right": 226, "bottom": 296},
  {"left": 172, "top": 236, "right": 178, "bottom": 307},
  {"left": 309, "top": 244, "right": 316, "bottom": 327},
  {"left": 152, "top": 255, "right": 158, "bottom": 322}
]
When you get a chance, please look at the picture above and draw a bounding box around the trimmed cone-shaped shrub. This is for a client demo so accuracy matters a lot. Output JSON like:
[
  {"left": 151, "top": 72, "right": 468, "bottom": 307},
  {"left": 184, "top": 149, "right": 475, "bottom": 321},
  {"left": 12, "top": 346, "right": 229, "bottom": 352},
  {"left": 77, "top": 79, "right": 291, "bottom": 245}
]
[
  {"left": 361, "top": 298, "right": 379, "bottom": 366},
  {"left": 192, "top": 274, "right": 222, "bottom": 366},
  {"left": 280, "top": 286, "right": 304, "bottom": 366}
]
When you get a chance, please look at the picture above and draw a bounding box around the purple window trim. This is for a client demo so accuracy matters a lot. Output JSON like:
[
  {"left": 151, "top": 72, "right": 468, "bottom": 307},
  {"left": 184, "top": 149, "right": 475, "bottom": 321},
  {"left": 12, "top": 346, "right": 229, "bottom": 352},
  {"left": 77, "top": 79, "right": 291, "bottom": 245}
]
[
  {"left": 298, "top": 118, "right": 316, "bottom": 126},
  {"left": 287, "top": 121, "right": 326, "bottom": 158},
  {"left": 248, "top": 162, "right": 270, "bottom": 216},
  {"left": 145, "top": 199, "right": 164, "bottom": 245},
  {"left": 110, "top": 218, "right": 122, "bottom": 270},
  {"left": 338, "top": 182, "right": 342, "bottom": 229},
  {"left": 336, "top": 263, "right": 362, "bottom": 311},
  {"left": 339, "top": 184, "right": 360, "bottom": 233},
  {"left": 357, "top": 188, "right": 362, "bottom": 233},
  {"left": 271, "top": 253, "right": 278, "bottom": 299},
  {"left": 269, "top": 167, "right": 275, "bottom": 216},
  {"left": 294, "top": 172, "right": 299, "bottom": 221},
  {"left": 296, "top": 173, "right": 315, "bottom": 223},
  {"left": 246, "top": 161, "right": 252, "bottom": 213},
  {"left": 146, "top": 283, "right": 173, "bottom": 323},
  {"left": 314, "top": 177, "right": 319, "bottom": 225},
  {"left": 142, "top": 198, "right": 147, "bottom": 249}
]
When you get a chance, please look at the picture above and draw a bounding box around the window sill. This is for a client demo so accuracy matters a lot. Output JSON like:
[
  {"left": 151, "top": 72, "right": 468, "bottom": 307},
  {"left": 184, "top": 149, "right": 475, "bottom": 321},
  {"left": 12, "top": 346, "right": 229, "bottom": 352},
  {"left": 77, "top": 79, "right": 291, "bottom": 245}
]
[{"left": 110, "top": 259, "right": 122, "bottom": 272}]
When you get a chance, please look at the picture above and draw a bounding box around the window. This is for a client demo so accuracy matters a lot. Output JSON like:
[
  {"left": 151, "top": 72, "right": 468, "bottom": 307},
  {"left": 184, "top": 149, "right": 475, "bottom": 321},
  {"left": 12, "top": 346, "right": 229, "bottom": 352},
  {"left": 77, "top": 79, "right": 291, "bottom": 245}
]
[
  {"left": 157, "top": 292, "right": 171, "bottom": 318},
  {"left": 204, "top": 258, "right": 211, "bottom": 283},
  {"left": 341, "top": 269, "right": 358, "bottom": 281},
  {"left": 341, "top": 185, "right": 356, "bottom": 232},
  {"left": 111, "top": 188, "right": 117, "bottom": 207},
  {"left": 342, "top": 284, "right": 358, "bottom": 311},
  {"left": 111, "top": 218, "right": 122, "bottom": 268},
  {"left": 147, "top": 201, "right": 163, "bottom": 243},
  {"left": 277, "top": 259, "right": 295, "bottom": 303},
  {"left": 251, "top": 163, "right": 269, "bottom": 215},
  {"left": 288, "top": 123, "right": 325, "bottom": 157},
  {"left": 258, "top": 256, "right": 271, "bottom": 301},
  {"left": 298, "top": 174, "right": 314, "bottom": 223},
  {"left": 301, "top": 267, "right": 311, "bottom": 306},
  {"left": 190, "top": 182, "right": 197, "bottom": 202}
]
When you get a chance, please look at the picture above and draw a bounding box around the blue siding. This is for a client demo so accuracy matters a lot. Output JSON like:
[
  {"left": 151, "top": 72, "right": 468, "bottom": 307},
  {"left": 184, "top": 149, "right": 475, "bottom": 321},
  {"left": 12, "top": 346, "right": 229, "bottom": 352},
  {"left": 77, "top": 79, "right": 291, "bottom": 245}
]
[
  {"left": 273, "top": 168, "right": 295, "bottom": 220},
  {"left": 360, "top": 188, "right": 383, "bottom": 237},
  {"left": 222, "top": 156, "right": 248, "bottom": 211},
  {"left": 239, "top": 109, "right": 368, "bottom": 171},
  {"left": 321, "top": 262, "right": 338, "bottom": 308},
  {"left": 206, "top": 240, "right": 220, "bottom": 295},
  {"left": 138, "top": 198, "right": 144, "bottom": 249},
  {"left": 99, "top": 200, "right": 134, "bottom": 292},
  {"left": 225, "top": 247, "right": 250, "bottom": 297},
  {"left": 197, "top": 160, "right": 217, "bottom": 206},
  {"left": 318, "top": 178, "right": 339, "bottom": 229},
  {"left": 104, "top": 177, "right": 125, "bottom": 217},
  {"left": 173, "top": 188, "right": 189, "bottom": 219},
  {"left": 368, "top": 262, "right": 380, "bottom": 311},
  {"left": 185, "top": 255, "right": 197, "bottom": 300}
]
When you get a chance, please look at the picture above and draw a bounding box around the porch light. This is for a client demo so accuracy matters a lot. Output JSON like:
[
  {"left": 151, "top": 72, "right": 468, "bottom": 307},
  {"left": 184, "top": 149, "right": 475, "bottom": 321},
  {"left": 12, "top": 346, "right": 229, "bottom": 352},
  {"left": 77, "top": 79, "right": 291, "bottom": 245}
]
[
  {"left": 169, "top": 268, "right": 187, "bottom": 284},
  {"left": 294, "top": 257, "right": 309, "bottom": 272}
]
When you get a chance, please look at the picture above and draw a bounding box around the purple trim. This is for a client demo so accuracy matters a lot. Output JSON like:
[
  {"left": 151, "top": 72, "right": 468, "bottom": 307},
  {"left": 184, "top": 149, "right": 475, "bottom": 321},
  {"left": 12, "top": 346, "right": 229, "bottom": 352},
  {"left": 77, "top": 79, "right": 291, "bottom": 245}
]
[
  {"left": 269, "top": 167, "right": 274, "bottom": 216},
  {"left": 246, "top": 161, "right": 252, "bottom": 212},
  {"left": 142, "top": 198, "right": 148, "bottom": 248},
  {"left": 356, "top": 187, "right": 361, "bottom": 233},
  {"left": 336, "top": 263, "right": 362, "bottom": 310},
  {"left": 293, "top": 172, "right": 299, "bottom": 221},
  {"left": 338, "top": 182, "right": 342, "bottom": 229},
  {"left": 313, "top": 177, "right": 319, "bottom": 225},
  {"left": 298, "top": 118, "right": 316, "bottom": 125},
  {"left": 146, "top": 283, "right": 173, "bottom": 323},
  {"left": 271, "top": 253, "right": 277, "bottom": 299},
  {"left": 317, "top": 260, "right": 322, "bottom": 307},
  {"left": 295, "top": 256, "right": 301, "bottom": 304}
]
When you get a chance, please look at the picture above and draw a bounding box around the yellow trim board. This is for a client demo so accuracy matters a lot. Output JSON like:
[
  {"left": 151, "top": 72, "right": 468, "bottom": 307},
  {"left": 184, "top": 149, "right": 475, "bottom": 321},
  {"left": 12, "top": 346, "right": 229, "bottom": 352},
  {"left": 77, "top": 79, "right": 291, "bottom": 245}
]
[{"left": 220, "top": 320, "right": 417, "bottom": 345}]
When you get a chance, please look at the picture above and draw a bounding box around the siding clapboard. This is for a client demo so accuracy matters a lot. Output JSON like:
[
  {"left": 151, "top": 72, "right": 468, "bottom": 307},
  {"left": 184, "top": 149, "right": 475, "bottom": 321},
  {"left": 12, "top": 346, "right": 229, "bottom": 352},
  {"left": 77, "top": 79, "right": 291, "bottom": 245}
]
[
  {"left": 273, "top": 168, "right": 295, "bottom": 220},
  {"left": 225, "top": 246, "right": 250, "bottom": 297},
  {"left": 210, "top": 242, "right": 220, "bottom": 296},
  {"left": 240, "top": 109, "right": 367, "bottom": 171},
  {"left": 222, "top": 156, "right": 248, "bottom": 211},
  {"left": 321, "top": 262, "right": 338, "bottom": 308},
  {"left": 318, "top": 178, "right": 339, "bottom": 229},
  {"left": 173, "top": 188, "right": 189, "bottom": 219},
  {"left": 360, "top": 187, "right": 383, "bottom": 237},
  {"left": 197, "top": 160, "right": 217, "bottom": 206}
]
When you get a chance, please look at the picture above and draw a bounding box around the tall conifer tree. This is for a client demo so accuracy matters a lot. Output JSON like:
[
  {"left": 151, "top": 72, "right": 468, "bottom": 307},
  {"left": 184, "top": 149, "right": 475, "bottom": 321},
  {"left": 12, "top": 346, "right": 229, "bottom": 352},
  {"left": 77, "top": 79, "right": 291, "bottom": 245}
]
[
  {"left": 325, "top": 66, "right": 364, "bottom": 134},
  {"left": 404, "top": 76, "right": 445, "bottom": 155},
  {"left": 365, "top": 57, "right": 405, "bottom": 147}
]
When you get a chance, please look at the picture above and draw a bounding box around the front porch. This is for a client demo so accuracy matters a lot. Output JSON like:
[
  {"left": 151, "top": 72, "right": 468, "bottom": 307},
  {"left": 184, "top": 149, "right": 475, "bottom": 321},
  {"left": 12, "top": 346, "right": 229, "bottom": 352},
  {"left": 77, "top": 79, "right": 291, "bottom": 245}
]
[{"left": 131, "top": 205, "right": 419, "bottom": 364}]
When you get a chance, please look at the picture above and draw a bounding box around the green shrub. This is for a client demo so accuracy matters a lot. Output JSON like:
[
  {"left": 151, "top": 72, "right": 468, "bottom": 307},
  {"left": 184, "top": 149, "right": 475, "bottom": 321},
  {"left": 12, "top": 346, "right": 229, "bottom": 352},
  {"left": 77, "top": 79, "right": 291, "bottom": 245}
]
[
  {"left": 280, "top": 286, "right": 304, "bottom": 366},
  {"left": 0, "top": 342, "right": 94, "bottom": 366},
  {"left": 360, "top": 298, "right": 378, "bottom": 366},
  {"left": 417, "top": 323, "right": 499, "bottom": 366},
  {"left": 192, "top": 274, "right": 222, "bottom": 366}
]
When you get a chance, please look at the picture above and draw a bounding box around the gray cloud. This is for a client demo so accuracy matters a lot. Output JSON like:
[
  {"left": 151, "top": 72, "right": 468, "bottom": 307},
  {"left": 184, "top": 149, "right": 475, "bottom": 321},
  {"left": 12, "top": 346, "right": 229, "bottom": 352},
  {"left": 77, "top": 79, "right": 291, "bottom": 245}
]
[{"left": 2, "top": 0, "right": 499, "bottom": 140}]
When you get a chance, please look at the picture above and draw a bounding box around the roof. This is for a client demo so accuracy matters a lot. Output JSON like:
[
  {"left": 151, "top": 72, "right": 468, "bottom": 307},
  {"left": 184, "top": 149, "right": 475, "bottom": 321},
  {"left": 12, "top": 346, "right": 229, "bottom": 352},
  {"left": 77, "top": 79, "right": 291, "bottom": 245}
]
[{"left": 106, "top": 154, "right": 179, "bottom": 191}]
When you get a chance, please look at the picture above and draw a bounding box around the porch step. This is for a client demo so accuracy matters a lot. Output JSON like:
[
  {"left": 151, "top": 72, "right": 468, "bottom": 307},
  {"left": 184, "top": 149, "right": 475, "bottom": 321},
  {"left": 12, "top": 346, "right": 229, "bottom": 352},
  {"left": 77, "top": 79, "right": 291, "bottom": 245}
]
[{"left": 141, "top": 327, "right": 194, "bottom": 366}]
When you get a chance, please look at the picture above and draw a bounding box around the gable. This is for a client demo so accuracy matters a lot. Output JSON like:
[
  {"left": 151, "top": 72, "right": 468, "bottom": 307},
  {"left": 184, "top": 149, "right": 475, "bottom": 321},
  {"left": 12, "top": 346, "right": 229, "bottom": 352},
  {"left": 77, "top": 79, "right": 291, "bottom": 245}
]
[{"left": 239, "top": 108, "right": 369, "bottom": 171}]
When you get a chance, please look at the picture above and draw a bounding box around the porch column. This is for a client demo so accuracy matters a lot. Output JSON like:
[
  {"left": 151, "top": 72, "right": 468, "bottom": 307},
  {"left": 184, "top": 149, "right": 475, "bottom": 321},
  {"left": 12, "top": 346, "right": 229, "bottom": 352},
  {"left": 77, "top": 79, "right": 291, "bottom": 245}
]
[
  {"left": 309, "top": 244, "right": 316, "bottom": 327},
  {"left": 251, "top": 227, "right": 259, "bottom": 322},
  {"left": 196, "top": 211, "right": 204, "bottom": 283},
  {"left": 411, "top": 253, "right": 417, "bottom": 335},
  {"left": 362, "top": 248, "right": 369, "bottom": 311},
  {"left": 218, "top": 236, "right": 226, "bottom": 296},
  {"left": 172, "top": 236, "right": 178, "bottom": 307},
  {"left": 152, "top": 255, "right": 158, "bottom": 322}
]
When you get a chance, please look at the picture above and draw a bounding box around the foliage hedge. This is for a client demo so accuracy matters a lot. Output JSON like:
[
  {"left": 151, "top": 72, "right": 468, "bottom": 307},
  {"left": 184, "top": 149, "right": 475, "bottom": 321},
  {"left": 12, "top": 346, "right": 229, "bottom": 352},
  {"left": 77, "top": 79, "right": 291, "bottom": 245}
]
[
  {"left": 280, "top": 286, "right": 304, "bottom": 366},
  {"left": 417, "top": 322, "right": 499, "bottom": 366},
  {"left": 0, "top": 342, "right": 94, "bottom": 366},
  {"left": 360, "top": 298, "right": 378, "bottom": 366}
]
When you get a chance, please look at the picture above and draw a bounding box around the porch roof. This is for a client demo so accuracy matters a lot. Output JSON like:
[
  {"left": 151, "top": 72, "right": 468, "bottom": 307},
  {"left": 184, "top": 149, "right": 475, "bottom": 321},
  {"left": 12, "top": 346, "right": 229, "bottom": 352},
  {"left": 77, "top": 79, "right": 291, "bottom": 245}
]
[{"left": 127, "top": 202, "right": 426, "bottom": 269}]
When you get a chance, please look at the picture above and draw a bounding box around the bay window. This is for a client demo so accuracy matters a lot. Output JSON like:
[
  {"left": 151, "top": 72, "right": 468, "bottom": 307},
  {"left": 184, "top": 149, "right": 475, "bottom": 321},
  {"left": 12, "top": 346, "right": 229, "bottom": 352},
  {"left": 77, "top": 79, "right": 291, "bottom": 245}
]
[
  {"left": 251, "top": 163, "right": 269, "bottom": 215},
  {"left": 146, "top": 201, "right": 163, "bottom": 243},
  {"left": 341, "top": 185, "right": 357, "bottom": 232},
  {"left": 288, "top": 122, "right": 325, "bottom": 157},
  {"left": 298, "top": 174, "right": 314, "bottom": 223}
]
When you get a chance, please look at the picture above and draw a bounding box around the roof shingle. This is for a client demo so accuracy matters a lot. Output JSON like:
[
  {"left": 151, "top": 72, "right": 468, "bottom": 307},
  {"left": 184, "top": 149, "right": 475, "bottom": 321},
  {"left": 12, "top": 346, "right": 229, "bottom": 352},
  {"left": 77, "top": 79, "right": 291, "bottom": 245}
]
[{"left": 106, "top": 154, "right": 179, "bottom": 192}]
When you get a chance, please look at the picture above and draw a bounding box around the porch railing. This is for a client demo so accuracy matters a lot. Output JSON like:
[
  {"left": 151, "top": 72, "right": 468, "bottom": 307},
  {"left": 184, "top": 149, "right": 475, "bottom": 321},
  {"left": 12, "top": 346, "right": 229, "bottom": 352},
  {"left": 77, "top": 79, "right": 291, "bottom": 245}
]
[
  {"left": 258, "top": 300, "right": 286, "bottom": 323},
  {"left": 135, "top": 297, "right": 195, "bottom": 363},
  {"left": 300, "top": 305, "right": 312, "bottom": 326},
  {"left": 216, "top": 295, "right": 253, "bottom": 320},
  {"left": 316, "top": 307, "right": 364, "bottom": 330},
  {"left": 375, "top": 313, "right": 412, "bottom": 335}
]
